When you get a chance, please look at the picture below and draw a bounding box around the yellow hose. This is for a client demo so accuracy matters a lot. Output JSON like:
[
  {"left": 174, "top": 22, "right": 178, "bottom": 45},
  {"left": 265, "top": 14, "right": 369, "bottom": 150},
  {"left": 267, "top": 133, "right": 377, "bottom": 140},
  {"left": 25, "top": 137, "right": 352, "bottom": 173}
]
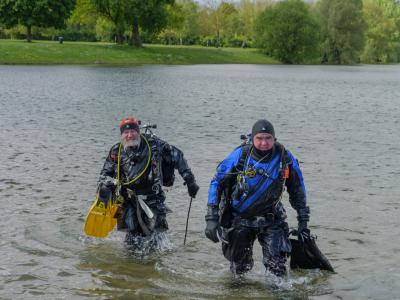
[{"left": 117, "top": 134, "right": 152, "bottom": 186}]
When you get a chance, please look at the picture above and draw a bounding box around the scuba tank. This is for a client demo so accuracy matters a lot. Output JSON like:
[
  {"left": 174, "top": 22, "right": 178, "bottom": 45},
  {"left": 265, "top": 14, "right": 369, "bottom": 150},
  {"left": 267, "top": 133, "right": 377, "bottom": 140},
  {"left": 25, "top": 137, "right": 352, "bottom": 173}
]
[{"left": 140, "top": 122, "right": 176, "bottom": 188}]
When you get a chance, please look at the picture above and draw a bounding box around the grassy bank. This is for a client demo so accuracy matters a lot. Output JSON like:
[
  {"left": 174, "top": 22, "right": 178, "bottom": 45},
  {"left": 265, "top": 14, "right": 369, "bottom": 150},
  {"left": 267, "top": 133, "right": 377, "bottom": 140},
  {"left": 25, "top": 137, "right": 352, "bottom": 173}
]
[{"left": 0, "top": 40, "right": 278, "bottom": 65}]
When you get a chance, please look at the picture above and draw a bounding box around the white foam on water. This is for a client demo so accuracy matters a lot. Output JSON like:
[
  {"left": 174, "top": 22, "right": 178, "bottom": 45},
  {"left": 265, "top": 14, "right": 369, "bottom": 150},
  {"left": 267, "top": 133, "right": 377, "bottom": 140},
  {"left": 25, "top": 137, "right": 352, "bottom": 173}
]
[{"left": 125, "top": 231, "right": 173, "bottom": 258}]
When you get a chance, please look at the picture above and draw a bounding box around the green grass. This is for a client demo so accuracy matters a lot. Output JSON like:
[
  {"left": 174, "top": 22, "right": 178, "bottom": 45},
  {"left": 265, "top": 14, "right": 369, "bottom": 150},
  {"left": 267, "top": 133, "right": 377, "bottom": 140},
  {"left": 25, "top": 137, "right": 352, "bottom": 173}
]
[{"left": 0, "top": 39, "right": 278, "bottom": 65}]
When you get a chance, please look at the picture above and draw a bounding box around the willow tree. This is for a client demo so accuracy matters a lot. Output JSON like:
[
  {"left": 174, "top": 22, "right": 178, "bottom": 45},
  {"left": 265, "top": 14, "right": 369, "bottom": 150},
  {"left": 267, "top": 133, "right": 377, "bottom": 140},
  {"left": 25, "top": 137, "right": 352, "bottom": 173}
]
[
  {"left": 362, "top": 0, "right": 400, "bottom": 63},
  {"left": 317, "top": 0, "right": 366, "bottom": 64}
]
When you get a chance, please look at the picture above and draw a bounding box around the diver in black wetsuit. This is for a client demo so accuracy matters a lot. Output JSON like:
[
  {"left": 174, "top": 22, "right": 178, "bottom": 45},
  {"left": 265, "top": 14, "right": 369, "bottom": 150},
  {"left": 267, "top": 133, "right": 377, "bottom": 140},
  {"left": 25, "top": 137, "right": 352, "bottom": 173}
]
[{"left": 99, "top": 117, "right": 199, "bottom": 248}]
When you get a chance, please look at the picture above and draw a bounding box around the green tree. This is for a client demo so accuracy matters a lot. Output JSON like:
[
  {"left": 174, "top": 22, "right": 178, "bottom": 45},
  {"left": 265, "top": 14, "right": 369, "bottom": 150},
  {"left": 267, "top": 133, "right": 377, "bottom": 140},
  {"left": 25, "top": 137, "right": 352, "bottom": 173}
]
[
  {"left": 178, "top": 0, "right": 201, "bottom": 44},
  {"left": 91, "top": 0, "right": 127, "bottom": 43},
  {"left": 70, "top": 0, "right": 99, "bottom": 27},
  {"left": 158, "top": 1, "right": 202, "bottom": 45},
  {"left": 384, "top": 0, "right": 400, "bottom": 61},
  {"left": 237, "top": 0, "right": 271, "bottom": 46},
  {"left": 317, "top": 0, "right": 366, "bottom": 64},
  {"left": 362, "top": 0, "right": 396, "bottom": 62},
  {"left": 128, "top": 0, "right": 174, "bottom": 46},
  {"left": 362, "top": 0, "right": 400, "bottom": 62},
  {"left": 92, "top": 0, "right": 173, "bottom": 46},
  {"left": 95, "top": 17, "right": 115, "bottom": 41},
  {"left": 157, "top": 3, "right": 185, "bottom": 44},
  {"left": 211, "top": 2, "right": 237, "bottom": 47},
  {"left": 0, "top": 0, "right": 76, "bottom": 42},
  {"left": 255, "top": 0, "right": 319, "bottom": 64},
  {"left": 197, "top": 6, "right": 214, "bottom": 41},
  {"left": 65, "top": 0, "right": 100, "bottom": 41},
  {"left": 220, "top": 3, "right": 245, "bottom": 46}
]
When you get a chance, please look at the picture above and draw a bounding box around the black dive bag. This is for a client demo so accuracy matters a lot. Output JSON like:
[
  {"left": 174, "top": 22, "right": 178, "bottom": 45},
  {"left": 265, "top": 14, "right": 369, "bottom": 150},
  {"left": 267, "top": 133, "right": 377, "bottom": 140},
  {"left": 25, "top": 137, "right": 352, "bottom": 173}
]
[{"left": 289, "top": 232, "right": 334, "bottom": 272}]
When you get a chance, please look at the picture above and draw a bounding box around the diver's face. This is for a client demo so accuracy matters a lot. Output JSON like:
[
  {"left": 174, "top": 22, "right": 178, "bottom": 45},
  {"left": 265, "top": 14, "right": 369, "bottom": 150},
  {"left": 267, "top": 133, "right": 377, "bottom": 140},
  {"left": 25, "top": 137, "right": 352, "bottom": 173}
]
[
  {"left": 253, "top": 133, "right": 274, "bottom": 151},
  {"left": 121, "top": 129, "right": 140, "bottom": 148}
]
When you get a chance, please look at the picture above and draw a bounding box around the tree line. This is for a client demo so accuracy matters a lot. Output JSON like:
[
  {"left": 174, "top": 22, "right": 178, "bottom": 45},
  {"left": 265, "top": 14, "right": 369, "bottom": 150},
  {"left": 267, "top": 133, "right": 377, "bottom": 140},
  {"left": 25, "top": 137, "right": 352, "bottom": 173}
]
[{"left": 1, "top": 0, "right": 400, "bottom": 64}]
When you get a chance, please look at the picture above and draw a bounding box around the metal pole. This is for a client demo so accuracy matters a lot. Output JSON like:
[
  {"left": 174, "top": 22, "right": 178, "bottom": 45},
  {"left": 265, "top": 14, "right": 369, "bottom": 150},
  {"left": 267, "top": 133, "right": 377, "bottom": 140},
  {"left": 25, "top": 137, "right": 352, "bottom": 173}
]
[{"left": 183, "top": 197, "right": 193, "bottom": 245}]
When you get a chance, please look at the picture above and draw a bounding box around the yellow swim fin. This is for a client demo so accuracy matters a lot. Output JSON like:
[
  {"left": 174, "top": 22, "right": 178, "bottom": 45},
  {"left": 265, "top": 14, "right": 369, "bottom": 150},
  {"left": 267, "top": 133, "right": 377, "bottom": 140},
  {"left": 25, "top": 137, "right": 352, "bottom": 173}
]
[{"left": 84, "top": 194, "right": 118, "bottom": 238}]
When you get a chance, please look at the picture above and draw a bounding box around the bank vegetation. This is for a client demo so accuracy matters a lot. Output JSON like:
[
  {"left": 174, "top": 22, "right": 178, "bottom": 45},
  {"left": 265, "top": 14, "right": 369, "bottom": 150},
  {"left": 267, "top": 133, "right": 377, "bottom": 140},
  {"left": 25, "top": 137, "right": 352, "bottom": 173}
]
[{"left": 1, "top": 0, "right": 399, "bottom": 64}]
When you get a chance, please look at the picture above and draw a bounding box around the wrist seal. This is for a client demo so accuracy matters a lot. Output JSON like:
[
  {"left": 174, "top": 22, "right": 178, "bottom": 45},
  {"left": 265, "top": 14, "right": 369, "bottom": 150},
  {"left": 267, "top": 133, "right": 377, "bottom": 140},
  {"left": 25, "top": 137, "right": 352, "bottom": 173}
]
[
  {"left": 205, "top": 206, "right": 219, "bottom": 221},
  {"left": 297, "top": 206, "right": 310, "bottom": 222}
]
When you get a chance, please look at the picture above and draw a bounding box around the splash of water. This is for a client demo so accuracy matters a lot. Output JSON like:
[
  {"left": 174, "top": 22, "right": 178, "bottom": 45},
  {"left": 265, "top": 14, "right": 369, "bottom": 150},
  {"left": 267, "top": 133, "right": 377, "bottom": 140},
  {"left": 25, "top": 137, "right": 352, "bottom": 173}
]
[
  {"left": 263, "top": 268, "right": 323, "bottom": 291},
  {"left": 124, "top": 231, "right": 173, "bottom": 259}
]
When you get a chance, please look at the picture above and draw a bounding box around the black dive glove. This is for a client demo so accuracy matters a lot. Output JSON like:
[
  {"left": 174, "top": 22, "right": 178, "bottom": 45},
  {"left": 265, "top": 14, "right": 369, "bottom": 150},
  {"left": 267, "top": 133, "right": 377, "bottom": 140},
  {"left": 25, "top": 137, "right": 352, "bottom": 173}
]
[
  {"left": 297, "top": 206, "right": 310, "bottom": 241},
  {"left": 205, "top": 206, "right": 221, "bottom": 243},
  {"left": 184, "top": 175, "right": 199, "bottom": 198},
  {"left": 187, "top": 181, "right": 199, "bottom": 198}
]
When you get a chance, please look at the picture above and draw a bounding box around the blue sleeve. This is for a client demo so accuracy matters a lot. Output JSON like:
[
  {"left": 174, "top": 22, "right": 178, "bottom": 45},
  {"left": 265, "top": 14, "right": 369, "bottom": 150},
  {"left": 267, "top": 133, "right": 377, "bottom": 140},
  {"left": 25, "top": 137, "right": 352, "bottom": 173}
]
[
  {"left": 207, "top": 147, "right": 243, "bottom": 206},
  {"left": 285, "top": 150, "right": 307, "bottom": 211}
]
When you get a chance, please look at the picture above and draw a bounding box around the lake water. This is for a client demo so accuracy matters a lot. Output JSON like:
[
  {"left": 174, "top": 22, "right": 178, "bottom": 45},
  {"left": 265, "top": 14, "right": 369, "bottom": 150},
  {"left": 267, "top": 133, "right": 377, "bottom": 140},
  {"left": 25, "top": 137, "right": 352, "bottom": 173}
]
[{"left": 0, "top": 64, "right": 399, "bottom": 299}]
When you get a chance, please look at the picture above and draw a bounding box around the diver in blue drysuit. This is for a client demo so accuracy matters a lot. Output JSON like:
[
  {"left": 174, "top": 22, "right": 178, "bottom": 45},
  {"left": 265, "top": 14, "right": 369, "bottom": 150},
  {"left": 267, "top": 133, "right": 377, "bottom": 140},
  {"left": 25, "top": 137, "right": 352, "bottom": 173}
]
[{"left": 205, "top": 119, "right": 310, "bottom": 276}]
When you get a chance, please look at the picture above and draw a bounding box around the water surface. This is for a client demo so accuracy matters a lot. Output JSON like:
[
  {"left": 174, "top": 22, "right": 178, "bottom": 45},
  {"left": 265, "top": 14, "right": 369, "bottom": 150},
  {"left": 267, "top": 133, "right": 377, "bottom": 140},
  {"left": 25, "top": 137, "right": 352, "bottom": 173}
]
[{"left": 1, "top": 64, "right": 399, "bottom": 299}]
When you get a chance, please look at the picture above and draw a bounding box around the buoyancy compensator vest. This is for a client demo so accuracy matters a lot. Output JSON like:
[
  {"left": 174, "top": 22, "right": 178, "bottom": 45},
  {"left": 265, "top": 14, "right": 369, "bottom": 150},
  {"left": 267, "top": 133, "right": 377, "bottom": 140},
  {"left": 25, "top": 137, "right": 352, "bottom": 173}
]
[{"left": 222, "top": 142, "right": 289, "bottom": 219}]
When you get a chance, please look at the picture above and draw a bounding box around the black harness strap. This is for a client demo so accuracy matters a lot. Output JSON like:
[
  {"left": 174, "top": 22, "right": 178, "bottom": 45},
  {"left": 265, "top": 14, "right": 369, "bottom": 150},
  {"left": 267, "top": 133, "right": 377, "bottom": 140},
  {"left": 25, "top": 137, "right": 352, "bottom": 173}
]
[
  {"left": 236, "top": 142, "right": 286, "bottom": 173},
  {"left": 147, "top": 135, "right": 162, "bottom": 194},
  {"left": 236, "top": 144, "right": 252, "bottom": 173},
  {"left": 219, "top": 143, "right": 287, "bottom": 208},
  {"left": 235, "top": 142, "right": 288, "bottom": 211}
]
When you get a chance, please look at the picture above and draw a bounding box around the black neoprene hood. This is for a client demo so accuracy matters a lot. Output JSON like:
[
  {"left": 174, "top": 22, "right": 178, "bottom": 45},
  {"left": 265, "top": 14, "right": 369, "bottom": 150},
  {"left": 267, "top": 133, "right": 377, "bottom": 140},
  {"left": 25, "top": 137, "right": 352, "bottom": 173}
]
[{"left": 251, "top": 119, "right": 275, "bottom": 138}]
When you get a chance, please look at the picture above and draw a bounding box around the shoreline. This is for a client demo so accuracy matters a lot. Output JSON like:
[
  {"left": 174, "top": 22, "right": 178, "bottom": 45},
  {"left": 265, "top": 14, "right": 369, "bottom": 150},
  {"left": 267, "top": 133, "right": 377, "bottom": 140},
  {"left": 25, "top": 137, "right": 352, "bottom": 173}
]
[{"left": 0, "top": 40, "right": 279, "bottom": 65}]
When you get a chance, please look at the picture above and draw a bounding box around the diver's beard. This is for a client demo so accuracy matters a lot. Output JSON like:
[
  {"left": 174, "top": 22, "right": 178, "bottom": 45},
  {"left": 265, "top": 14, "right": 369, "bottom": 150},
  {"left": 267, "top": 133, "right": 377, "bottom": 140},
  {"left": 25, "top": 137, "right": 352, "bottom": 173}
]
[{"left": 122, "top": 137, "right": 141, "bottom": 150}]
